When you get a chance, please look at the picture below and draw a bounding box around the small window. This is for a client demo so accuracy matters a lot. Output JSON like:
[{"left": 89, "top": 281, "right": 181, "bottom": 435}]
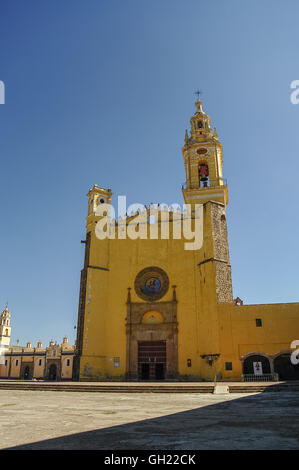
[
  {"left": 225, "top": 362, "right": 232, "bottom": 371},
  {"left": 38, "top": 359, "right": 42, "bottom": 366},
  {"left": 5, "top": 360, "right": 7, "bottom": 366},
  {"left": 187, "top": 359, "right": 192, "bottom": 367},
  {"left": 256, "top": 318, "right": 262, "bottom": 327},
  {"left": 15, "top": 359, "right": 18, "bottom": 366},
  {"left": 66, "top": 358, "right": 70, "bottom": 367}
]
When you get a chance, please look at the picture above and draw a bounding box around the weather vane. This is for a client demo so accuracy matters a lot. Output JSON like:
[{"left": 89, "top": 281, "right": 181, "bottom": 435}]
[{"left": 194, "top": 89, "right": 203, "bottom": 100}]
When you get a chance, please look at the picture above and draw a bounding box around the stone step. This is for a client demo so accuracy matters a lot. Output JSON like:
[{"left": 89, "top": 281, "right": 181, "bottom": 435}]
[
  {"left": 0, "top": 383, "right": 214, "bottom": 393},
  {"left": 0, "top": 382, "right": 298, "bottom": 394}
]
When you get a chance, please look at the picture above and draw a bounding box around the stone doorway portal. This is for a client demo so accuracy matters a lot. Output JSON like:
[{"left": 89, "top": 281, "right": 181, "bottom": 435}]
[
  {"left": 24, "top": 366, "right": 30, "bottom": 380},
  {"left": 126, "top": 282, "right": 178, "bottom": 381},
  {"left": 20, "top": 362, "right": 33, "bottom": 380},
  {"left": 49, "top": 363, "right": 57, "bottom": 381},
  {"left": 138, "top": 341, "right": 166, "bottom": 381}
]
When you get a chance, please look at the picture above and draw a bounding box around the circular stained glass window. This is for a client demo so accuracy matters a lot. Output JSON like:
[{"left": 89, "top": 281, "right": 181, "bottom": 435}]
[
  {"left": 135, "top": 267, "right": 169, "bottom": 301},
  {"left": 145, "top": 277, "right": 161, "bottom": 294}
]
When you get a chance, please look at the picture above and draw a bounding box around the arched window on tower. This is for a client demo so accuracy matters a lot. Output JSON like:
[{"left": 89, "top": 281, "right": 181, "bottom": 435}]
[
  {"left": 199, "top": 164, "right": 209, "bottom": 187},
  {"left": 198, "top": 121, "right": 203, "bottom": 129}
]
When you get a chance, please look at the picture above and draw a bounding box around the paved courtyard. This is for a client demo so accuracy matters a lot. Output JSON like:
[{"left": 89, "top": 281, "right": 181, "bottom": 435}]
[{"left": 0, "top": 390, "right": 298, "bottom": 450}]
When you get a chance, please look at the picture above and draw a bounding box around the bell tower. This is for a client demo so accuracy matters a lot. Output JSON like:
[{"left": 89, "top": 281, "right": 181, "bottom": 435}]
[
  {"left": 0, "top": 306, "right": 11, "bottom": 346},
  {"left": 87, "top": 184, "right": 112, "bottom": 217},
  {"left": 182, "top": 99, "right": 228, "bottom": 206},
  {"left": 182, "top": 98, "right": 233, "bottom": 308}
]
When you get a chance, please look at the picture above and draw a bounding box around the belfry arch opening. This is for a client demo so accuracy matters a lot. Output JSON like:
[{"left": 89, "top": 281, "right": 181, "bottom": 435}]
[{"left": 199, "top": 163, "right": 209, "bottom": 187}]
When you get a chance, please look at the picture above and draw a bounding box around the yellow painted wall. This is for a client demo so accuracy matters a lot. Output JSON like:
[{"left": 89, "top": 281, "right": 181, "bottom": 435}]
[
  {"left": 218, "top": 302, "right": 299, "bottom": 380},
  {"left": 61, "top": 356, "right": 73, "bottom": 379},
  {"left": 0, "top": 357, "right": 9, "bottom": 377},
  {"left": 78, "top": 196, "right": 299, "bottom": 382},
  {"left": 33, "top": 357, "right": 45, "bottom": 378},
  {"left": 79, "top": 204, "right": 223, "bottom": 382},
  {"left": 10, "top": 358, "right": 21, "bottom": 378}
]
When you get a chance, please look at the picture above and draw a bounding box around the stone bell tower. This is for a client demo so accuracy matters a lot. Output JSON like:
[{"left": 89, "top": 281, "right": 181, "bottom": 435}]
[
  {"left": 0, "top": 306, "right": 11, "bottom": 346},
  {"left": 182, "top": 99, "right": 233, "bottom": 305}
]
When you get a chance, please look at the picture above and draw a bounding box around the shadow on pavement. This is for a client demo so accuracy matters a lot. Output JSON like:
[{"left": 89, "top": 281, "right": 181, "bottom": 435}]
[{"left": 6, "top": 386, "right": 299, "bottom": 450}]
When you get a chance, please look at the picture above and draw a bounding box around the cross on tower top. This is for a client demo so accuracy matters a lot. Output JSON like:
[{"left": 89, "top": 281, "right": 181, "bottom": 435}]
[{"left": 194, "top": 89, "right": 203, "bottom": 100}]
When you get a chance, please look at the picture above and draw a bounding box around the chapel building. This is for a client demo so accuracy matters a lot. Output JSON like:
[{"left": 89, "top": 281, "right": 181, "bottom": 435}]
[{"left": 0, "top": 307, "right": 74, "bottom": 381}]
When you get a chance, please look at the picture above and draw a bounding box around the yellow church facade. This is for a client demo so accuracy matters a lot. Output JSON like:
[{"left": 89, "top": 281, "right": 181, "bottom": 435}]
[{"left": 74, "top": 99, "right": 299, "bottom": 382}]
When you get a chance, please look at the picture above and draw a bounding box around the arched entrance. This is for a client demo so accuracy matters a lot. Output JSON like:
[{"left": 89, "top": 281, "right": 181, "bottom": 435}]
[
  {"left": 138, "top": 341, "right": 166, "bottom": 381},
  {"left": 274, "top": 354, "right": 299, "bottom": 380},
  {"left": 243, "top": 355, "right": 271, "bottom": 375},
  {"left": 126, "top": 269, "right": 178, "bottom": 381},
  {"left": 24, "top": 366, "right": 30, "bottom": 380},
  {"left": 126, "top": 304, "right": 178, "bottom": 381},
  {"left": 49, "top": 363, "right": 57, "bottom": 381},
  {"left": 21, "top": 363, "right": 33, "bottom": 380}
]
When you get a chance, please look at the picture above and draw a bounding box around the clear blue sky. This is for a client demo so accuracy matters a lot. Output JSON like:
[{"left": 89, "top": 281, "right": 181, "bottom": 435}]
[{"left": 0, "top": 0, "right": 298, "bottom": 346}]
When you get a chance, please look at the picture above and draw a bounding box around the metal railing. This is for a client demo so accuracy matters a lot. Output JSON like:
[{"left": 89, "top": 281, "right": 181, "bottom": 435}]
[
  {"left": 182, "top": 178, "right": 227, "bottom": 190},
  {"left": 242, "top": 373, "right": 279, "bottom": 382}
]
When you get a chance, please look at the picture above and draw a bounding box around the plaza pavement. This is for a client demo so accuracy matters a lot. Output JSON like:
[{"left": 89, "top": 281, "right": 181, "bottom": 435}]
[{"left": 0, "top": 389, "right": 298, "bottom": 449}]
